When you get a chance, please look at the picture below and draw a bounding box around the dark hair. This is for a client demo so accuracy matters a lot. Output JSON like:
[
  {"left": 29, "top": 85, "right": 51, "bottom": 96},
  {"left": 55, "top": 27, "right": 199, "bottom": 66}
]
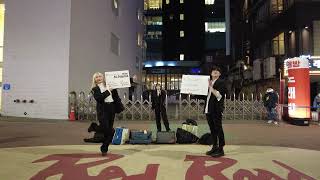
[{"left": 210, "top": 66, "right": 222, "bottom": 73}]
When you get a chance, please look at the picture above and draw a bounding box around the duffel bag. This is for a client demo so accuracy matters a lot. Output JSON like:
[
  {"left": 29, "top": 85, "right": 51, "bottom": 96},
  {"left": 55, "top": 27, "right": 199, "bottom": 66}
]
[{"left": 156, "top": 131, "right": 176, "bottom": 144}]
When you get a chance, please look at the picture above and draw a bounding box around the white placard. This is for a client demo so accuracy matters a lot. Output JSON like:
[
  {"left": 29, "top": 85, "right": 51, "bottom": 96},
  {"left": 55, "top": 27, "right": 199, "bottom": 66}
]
[
  {"left": 180, "top": 75, "right": 210, "bottom": 96},
  {"left": 105, "top": 70, "right": 131, "bottom": 89}
]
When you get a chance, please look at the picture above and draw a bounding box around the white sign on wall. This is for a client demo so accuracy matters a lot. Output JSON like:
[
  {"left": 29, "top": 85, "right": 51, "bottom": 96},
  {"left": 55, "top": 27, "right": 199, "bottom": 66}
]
[
  {"left": 180, "top": 75, "right": 210, "bottom": 96},
  {"left": 105, "top": 70, "right": 131, "bottom": 89}
]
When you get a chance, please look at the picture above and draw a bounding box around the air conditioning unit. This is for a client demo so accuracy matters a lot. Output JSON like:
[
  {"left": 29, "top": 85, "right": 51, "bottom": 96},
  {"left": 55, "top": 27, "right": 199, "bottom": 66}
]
[
  {"left": 253, "top": 59, "right": 262, "bottom": 81},
  {"left": 263, "top": 57, "right": 276, "bottom": 79}
]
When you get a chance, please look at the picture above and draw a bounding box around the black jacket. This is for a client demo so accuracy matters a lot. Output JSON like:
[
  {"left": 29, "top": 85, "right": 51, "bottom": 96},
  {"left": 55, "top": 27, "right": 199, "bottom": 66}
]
[
  {"left": 91, "top": 86, "right": 121, "bottom": 121},
  {"left": 205, "top": 78, "right": 226, "bottom": 113},
  {"left": 151, "top": 89, "right": 166, "bottom": 110},
  {"left": 263, "top": 92, "right": 278, "bottom": 108}
]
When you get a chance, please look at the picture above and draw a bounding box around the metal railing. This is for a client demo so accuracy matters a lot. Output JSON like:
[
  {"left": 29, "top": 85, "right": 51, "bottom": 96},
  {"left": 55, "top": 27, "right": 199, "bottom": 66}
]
[
  {"left": 178, "top": 94, "right": 266, "bottom": 121},
  {"left": 69, "top": 92, "right": 267, "bottom": 121}
]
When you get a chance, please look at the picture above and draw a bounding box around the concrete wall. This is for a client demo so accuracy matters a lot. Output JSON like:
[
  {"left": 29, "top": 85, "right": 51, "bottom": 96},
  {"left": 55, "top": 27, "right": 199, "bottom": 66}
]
[
  {"left": 1, "top": 0, "right": 71, "bottom": 119},
  {"left": 1, "top": 0, "right": 144, "bottom": 119},
  {"left": 69, "top": 0, "right": 144, "bottom": 97}
]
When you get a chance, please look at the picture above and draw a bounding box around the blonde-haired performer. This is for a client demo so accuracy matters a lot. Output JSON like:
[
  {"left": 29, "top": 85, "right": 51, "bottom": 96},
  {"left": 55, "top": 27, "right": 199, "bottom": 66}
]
[{"left": 91, "top": 72, "right": 121, "bottom": 156}]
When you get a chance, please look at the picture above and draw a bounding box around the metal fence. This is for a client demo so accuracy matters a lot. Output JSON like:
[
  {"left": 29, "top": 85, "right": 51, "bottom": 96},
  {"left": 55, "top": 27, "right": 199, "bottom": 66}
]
[{"left": 69, "top": 92, "right": 267, "bottom": 121}]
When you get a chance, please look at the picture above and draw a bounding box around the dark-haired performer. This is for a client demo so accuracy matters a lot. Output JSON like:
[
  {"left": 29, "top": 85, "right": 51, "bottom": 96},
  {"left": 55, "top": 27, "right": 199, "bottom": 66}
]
[{"left": 204, "top": 66, "right": 227, "bottom": 157}]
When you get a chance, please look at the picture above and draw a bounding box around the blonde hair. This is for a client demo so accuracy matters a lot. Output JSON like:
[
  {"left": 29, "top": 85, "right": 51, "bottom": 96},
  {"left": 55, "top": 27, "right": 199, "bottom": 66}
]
[{"left": 91, "top": 72, "right": 105, "bottom": 89}]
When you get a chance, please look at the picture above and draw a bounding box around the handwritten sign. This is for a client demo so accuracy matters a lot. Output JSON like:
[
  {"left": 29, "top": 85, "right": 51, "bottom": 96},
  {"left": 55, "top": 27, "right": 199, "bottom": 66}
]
[
  {"left": 105, "top": 70, "right": 131, "bottom": 89},
  {"left": 180, "top": 75, "right": 210, "bottom": 96}
]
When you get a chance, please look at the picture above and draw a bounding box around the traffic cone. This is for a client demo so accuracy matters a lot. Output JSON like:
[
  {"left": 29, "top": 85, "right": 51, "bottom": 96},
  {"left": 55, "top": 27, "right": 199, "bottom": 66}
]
[{"left": 69, "top": 106, "right": 76, "bottom": 121}]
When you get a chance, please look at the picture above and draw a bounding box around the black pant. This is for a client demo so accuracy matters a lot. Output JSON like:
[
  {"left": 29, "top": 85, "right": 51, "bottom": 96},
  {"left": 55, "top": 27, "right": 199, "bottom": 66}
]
[
  {"left": 99, "top": 103, "right": 115, "bottom": 147},
  {"left": 155, "top": 106, "right": 170, "bottom": 131},
  {"left": 206, "top": 111, "right": 225, "bottom": 147}
]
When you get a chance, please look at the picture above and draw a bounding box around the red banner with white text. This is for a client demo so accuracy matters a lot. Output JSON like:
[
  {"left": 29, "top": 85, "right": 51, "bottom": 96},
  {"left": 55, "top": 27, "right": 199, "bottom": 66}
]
[{"left": 287, "top": 57, "right": 310, "bottom": 119}]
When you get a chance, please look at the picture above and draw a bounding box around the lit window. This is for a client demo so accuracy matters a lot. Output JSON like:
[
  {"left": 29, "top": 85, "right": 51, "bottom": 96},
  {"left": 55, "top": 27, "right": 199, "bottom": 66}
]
[
  {"left": 205, "top": 22, "right": 226, "bottom": 33},
  {"left": 205, "top": 0, "right": 215, "bottom": 5},
  {"left": 169, "top": 14, "right": 174, "bottom": 20},
  {"left": 147, "top": 31, "right": 162, "bottom": 39},
  {"left": 144, "top": 0, "right": 162, "bottom": 10},
  {"left": 180, "top": 0, "right": 184, "bottom": 3},
  {"left": 111, "top": 33, "right": 120, "bottom": 55},
  {"left": 271, "top": 0, "right": 283, "bottom": 14},
  {"left": 180, "top": 31, "right": 184, "bottom": 37},
  {"left": 146, "top": 16, "right": 162, "bottom": 25},
  {"left": 166, "top": 0, "right": 170, "bottom": 5},
  {"left": 272, "top": 32, "right": 285, "bottom": 55},
  {"left": 180, "top": 14, "right": 184, "bottom": 20},
  {"left": 180, "top": 54, "right": 184, "bottom": 61}
]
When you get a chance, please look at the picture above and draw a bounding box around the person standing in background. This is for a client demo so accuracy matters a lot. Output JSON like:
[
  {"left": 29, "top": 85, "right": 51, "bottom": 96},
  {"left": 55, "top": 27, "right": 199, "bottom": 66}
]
[
  {"left": 151, "top": 84, "right": 171, "bottom": 132},
  {"left": 263, "top": 87, "right": 279, "bottom": 125}
]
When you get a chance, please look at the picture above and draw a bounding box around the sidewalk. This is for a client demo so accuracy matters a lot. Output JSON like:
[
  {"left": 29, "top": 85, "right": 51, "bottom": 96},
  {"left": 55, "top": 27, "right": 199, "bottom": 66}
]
[
  {"left": 1, "top": 117, "right": 320, "bottom": 179},
  {"left": 0, "top": 116, "right": 320, "bottom": 150}
]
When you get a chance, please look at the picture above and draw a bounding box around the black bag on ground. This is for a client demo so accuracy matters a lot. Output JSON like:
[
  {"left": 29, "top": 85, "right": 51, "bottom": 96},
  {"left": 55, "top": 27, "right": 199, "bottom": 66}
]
[
  {"left": 156, "top": 131, "right": 176, "bottom": 144},
  {"left": 176, "top": 128, "right": 199, "bottom": 144},
  {"left": 198, "top": 133, "right": 213, "bottom": 145}
]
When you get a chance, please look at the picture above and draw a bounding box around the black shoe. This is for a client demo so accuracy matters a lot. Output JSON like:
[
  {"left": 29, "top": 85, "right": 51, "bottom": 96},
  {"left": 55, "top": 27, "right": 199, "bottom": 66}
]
[
  {"left": 206, "top": 146, "right": 218, "bottom": 155},
  {"left": 88, "top": 122, "right": 98, "bottom": 133},
  {"left": 166, "top": 129, "right": 171, "bottom": 132},
  {"left": 100, "top": 144, "right": 108, "bottom": 156},
  {"left": 210, "top": 148, "right": 224, "bottom": 158}
]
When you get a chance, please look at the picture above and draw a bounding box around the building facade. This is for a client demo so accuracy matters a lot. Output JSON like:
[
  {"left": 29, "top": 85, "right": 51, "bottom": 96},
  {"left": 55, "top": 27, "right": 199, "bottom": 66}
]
[
  {"left": 236, "top": 0, "right": 320, "bottom": 99},
  {"left": 1, "top": 0, "right": 144, "bottom": 119},
  {"left": 143, "top": 0, "right": 231, "bottom": 95}
]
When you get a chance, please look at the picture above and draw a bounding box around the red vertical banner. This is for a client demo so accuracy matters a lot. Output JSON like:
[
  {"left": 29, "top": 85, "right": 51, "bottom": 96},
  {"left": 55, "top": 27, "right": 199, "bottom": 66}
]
[{"left": 287, "top": 57, "right": 310, "bottom": 119}]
